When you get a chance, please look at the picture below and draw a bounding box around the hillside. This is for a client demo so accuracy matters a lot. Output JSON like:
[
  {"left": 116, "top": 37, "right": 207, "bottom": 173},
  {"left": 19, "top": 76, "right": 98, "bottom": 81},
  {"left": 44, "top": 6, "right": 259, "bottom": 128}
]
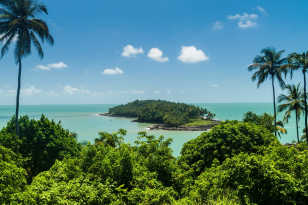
[{"left": 107, "top": 100, "right": 217, "bottom": 128}]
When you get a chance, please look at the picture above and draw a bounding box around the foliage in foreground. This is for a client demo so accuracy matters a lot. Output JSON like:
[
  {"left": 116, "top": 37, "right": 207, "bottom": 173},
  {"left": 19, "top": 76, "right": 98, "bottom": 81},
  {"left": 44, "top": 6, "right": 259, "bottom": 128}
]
[
  {"left": 0, "top": 115, "right": 81, "bottom": 180},
  {"left": 1, "top": 115, "right": 308, "bottom": 204},
  {"left": 179, "top": 121, "right": 278, "bottom": 178}
]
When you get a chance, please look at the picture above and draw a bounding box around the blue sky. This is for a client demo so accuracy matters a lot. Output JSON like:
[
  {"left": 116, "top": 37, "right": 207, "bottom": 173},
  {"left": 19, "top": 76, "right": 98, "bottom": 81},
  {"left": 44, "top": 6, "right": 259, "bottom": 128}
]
[{"left": 0, "top": 0, "right": 307, "bottom": 105}]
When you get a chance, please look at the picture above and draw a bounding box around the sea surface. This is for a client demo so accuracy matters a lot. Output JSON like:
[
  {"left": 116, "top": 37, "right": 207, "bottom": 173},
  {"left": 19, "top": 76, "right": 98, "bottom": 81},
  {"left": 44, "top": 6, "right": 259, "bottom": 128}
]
[{"left": 0, "top": 103, "right": 301, "bottom": 156}]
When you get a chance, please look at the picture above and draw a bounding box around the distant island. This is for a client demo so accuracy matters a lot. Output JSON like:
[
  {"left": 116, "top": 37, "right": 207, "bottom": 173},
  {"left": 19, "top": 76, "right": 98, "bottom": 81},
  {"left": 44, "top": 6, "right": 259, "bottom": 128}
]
[{"left": 100, "top": 100, "right": 220, "bottom": 131}]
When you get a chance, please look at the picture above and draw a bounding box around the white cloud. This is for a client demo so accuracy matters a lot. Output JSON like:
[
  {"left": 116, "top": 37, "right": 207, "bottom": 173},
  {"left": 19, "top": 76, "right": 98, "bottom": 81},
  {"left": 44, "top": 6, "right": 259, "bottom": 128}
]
[
  {"left": 210, "top": 84, "right": 220, "bottom": 88},
  {"left": 154, "top": 90, "right": 161, "bottom": 94},
  {"left": 64, "top": 85, "right": 80, "bottom": 95},
  {"left": 5, "top": 86, "right": 42, "bottom": 96},
  {"left": 102, "top": 67, "right": 124, "bottom": 75},
  {"left": 36, "top": 62, "right": 68, "bottom": 71},
  {"left": 213, "top": 21, "right": 224, "bottom": 30},
  {"left": 122, "top": 45, "right": 144, "bottom": 57},
  {"left": 147, "top": 48, "right": 169, "bottom": 63},
  {"left": 228, "top": 13, "right": 258, "bottom": 29},
  {"left": 22, "top": 86, "right": 41, "bottom": 96},
  {"left": 178, "top": 46, "right": 209, "bottom": 63},
  {"left": 63, "top": 85, "right": 93, "bottom": 95},
  {"left": 238, "top": 20, "right": 256, "bottom": 28},
  {"left": 130, "top": 90, "right": 145, "bottom": 95},
  {"left": 257, "top": 6, "right": 267, "bottom": 15}
]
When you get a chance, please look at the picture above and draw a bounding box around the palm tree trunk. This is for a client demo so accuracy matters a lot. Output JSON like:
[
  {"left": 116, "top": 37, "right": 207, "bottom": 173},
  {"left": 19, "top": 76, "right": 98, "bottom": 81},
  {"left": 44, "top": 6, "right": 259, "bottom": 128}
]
[
  {"left": 15, "top": 57, "right": 22, "bottom": 135},
  {"left": 303, "top": 70, "right": 308, "bottom": 142},
  {"left": 296, "top": 110, "right": 299, "bottom": 143},
  {"left": 271, "top": 76, "right": 277, "bottom": 137}
]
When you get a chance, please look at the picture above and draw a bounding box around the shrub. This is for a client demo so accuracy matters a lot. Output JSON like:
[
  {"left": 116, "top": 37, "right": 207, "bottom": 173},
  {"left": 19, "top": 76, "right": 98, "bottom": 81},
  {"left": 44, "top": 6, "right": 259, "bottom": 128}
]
[
  {"left": 191, "top": 151, "right": 307, "bottom": 204},
  {"left": 0, "top": 146, "right": 27, "bottom": 204},
  {"left": 0, "top": 115, "right": 81, "bottom": 179},
  {"left": 179, "top": 121, "right": 279, "bottom": 178}
]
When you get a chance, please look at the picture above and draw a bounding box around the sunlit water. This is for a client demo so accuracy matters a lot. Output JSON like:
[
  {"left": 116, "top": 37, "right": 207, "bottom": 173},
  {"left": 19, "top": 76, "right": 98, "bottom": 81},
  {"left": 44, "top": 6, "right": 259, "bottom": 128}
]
[{"left": 0, "top": 103, "right": 300, "bottom": 156}]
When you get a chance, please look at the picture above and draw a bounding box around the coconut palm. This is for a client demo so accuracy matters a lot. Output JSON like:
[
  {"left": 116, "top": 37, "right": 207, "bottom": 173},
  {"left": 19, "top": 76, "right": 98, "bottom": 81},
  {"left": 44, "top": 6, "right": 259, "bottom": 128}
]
[
  {"left": 288, "top": 52, "right": 308, "bottom": 142},
  {"left": 248, "top": 47, "right": 288, "bottom": 136},
  {"left": 278, "top": 84, "right": 304, "bottom": 143},
  {"left": 0, "top": 0, "right": 54, "bottom": 135}
]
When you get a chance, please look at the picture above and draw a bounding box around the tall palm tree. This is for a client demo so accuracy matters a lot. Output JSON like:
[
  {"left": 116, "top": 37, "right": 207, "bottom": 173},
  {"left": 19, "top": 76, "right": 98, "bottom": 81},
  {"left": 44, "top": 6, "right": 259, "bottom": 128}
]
[
  {"left": 288, "top": 52, "right": 308, "bottom": 142},
  {"left": 278, "top": 84, "right": 304, "bottom": 143},
  {"left": 0, "top": 0, "right": 54, "bottom": 135},
  {"left": 248, "top": 47, "right": 288, "bottom": 136}
]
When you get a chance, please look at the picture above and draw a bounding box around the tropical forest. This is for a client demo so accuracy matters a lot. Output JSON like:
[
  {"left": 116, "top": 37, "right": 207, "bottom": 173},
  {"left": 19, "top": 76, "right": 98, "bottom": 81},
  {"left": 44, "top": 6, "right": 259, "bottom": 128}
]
[{"left": 1, "top": 0, "right": 308, "bottom": 205}]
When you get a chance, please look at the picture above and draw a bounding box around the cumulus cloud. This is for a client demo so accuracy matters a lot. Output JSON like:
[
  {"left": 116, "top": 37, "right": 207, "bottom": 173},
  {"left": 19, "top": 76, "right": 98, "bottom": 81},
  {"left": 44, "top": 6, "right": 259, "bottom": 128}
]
[
  {"left": 213, "top": 21, "right": 224, "bottom": 30},
  {"left": 147, "top": 48, "right": 169, "bottom": 63},
  {"left": 4, "top": 86, "right": 42, "bottom": 96},
  {"left": 102, "top": 67, "right": 124, "bottom": 75},
  {"left": 64, "top": 85, "right": 80, "bottom": 95},
  {"left": 36, "top": 62, "right": 68, "bottom": 71},
  {"left": 22, "top": 86, "right": 42, "bottom": 96},
  {"left": 63, "top": 85, "right": 93, "bottom": 95},
  {"left": 122, "top": 45, "right": 144, "bottom": 57},
  {"left": 228, "top": 13, "right": 258, "bottom": 29},
  {"left": 257, "top": 6, "right": 267, "bottom": 15},
  {"left": 210, "top": 84, "right": 220, "bottom": 88},
  {"left": 178, "top": 46, "right": 209, "bottom": 63}
]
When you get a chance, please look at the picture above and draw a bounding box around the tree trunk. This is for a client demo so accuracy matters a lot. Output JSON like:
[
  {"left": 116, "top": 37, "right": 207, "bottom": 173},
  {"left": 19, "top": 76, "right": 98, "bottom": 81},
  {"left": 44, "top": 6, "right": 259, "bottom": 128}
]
[
  {"left": 15, "top": 57, "right": 22, "bottom": 135},
  {"left": 303, "top": 70, "right": 308, "bottom": 142},
  {"left": 296, "top": 110, "right": 300, "bottom": 143},
  {"left": 271, "top": 76, "right": 277, "bottom": 137}
]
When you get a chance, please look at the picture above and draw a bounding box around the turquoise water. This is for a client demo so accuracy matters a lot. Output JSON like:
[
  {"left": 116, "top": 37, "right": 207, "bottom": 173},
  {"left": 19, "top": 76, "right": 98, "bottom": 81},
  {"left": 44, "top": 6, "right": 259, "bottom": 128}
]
[{"left": 0, "top": 103, "right": 301, "bottom": 156}]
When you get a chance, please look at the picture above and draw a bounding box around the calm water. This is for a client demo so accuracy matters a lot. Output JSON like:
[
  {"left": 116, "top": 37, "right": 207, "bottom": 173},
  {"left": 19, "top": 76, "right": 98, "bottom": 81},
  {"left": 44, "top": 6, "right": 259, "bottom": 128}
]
[{"left": 0, "top": 103, "right": 301, "bottom": 156}]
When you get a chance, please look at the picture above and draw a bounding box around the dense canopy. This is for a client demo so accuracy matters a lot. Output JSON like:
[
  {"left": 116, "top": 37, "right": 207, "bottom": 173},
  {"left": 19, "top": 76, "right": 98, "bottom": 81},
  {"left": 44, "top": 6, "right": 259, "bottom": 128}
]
[
  {"left": 108, "top": 100, "right": 214, "bottom": 127},
  {"left": 1, "top": 115, "right": 308, "bottom": 204}
]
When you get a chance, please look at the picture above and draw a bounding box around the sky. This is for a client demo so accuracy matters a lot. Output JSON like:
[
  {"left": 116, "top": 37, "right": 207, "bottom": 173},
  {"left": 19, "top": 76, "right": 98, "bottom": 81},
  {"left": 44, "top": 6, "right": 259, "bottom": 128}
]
[{"left": 0, "top": 0, "right": 308, "bottom": 105}]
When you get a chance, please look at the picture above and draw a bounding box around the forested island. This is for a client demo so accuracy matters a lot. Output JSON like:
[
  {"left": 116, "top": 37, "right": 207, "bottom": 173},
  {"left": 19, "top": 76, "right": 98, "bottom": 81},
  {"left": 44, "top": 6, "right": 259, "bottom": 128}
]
[{"left": 101, "top": 100, "right": 219, "bottom": 131}]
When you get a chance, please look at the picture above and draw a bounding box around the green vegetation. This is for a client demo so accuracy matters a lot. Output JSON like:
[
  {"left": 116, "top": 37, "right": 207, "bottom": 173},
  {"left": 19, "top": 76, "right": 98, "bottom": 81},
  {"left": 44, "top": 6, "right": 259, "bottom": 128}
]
[
  {"left": 2, "top": 115, "right": 308, "bottom": 204},
  {"left": 248, "top": 47, "right": 308, "bottom": 140},
  {"left": 288, "top": 52, "right": 308, "bottom": 141},
  {"left": 108, "top": 100, "right": 215, "bottom": 127},
  {"left": 243, "top": 111, "right": 287, "bottom": 137},
  {"left": 183, "top": 119, "right": 216, "bottom": 127},
  {"left": 278, "top": 84, "right": 304, "bottom": 142},
  {"left": 248, "top": 48, "right": 288, "bottom": 137},
  {"left": 0, "top": 0, "right": 54, "bottom": 135},
  {"left": 0, "top": 115, "right": 81, "bottom": 181},
  {"left": 179, "top": 121, "right": 278, "bottom": 178}
]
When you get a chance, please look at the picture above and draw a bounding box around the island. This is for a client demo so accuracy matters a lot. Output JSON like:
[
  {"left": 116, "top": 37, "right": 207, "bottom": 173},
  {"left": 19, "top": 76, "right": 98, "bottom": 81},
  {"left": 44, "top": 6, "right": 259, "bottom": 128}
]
[{"left": 100, "top": 100, "right": 220, "bottom": 131}]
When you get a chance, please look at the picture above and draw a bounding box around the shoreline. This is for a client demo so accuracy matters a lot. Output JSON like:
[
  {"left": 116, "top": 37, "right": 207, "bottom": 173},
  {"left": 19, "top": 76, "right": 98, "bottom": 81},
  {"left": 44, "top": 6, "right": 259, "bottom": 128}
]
[{"left": 99, "top": 113, "right": 220, "bottom": 131}]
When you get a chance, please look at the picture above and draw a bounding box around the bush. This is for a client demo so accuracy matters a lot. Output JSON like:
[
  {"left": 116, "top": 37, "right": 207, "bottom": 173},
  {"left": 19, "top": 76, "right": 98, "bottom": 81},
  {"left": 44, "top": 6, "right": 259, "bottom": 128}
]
[
  {"left": 191, "top": 150, "right": 308, "bottom": 204},
  {"left": 179, "top": 121, "right": 279, "bottom": 178},
  {"left": 0, "top": 115, "right": 81, "bottom": 179},
  {"left": 15, "top": 131, "right": 178, "bottom": 204},
  {"left": 0, "top": 146, "right": 27, "bottom": 204}
]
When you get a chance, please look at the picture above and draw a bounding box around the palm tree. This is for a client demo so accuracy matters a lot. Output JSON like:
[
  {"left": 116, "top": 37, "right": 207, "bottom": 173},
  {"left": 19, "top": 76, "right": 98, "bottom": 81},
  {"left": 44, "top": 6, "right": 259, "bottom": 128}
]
[
  {"left": 0, "top": 0, "right": 54, "bottom": 135},
  {"left": 248, "top": 47, "right": 288, "bottom": 136},
  {"left": 288, "top": 52, "right": 308, "bottom": 142},
  {"left": 278, "top": 84, "right": 304, "bottom": 143}
]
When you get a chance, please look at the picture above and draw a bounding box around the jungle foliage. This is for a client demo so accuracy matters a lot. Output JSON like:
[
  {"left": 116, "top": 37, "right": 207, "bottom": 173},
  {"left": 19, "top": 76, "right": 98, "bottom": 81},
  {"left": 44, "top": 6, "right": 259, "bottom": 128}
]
[{"left": 1, "top": 116, "right": 308, "bottom": 204}]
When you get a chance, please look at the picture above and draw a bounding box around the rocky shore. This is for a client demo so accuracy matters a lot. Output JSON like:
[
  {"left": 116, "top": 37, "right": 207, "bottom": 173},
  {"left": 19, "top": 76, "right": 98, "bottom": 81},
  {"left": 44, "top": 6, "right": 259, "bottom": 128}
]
[{"left": 99, "top": 113, "right": 220, "bottom": 131}]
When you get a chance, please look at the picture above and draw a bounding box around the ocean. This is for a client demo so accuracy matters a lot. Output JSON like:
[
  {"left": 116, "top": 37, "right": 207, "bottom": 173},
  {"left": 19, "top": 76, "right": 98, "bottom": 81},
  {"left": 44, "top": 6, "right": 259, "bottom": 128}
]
[{"left": 0, "top": 103, "right": 301, "bottom": 156}]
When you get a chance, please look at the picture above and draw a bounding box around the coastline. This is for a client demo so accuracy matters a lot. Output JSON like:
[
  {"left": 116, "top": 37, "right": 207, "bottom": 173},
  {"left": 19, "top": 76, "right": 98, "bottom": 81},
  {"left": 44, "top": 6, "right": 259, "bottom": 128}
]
[{"left": 99, "top": 113, "right": 220, "bottom": 131}]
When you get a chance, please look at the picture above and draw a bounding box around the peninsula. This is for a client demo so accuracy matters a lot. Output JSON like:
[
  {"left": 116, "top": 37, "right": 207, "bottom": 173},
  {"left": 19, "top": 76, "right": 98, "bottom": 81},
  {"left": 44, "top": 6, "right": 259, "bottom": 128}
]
[{"left": 100, "top": 100, "right": 220, "bottom": 131}]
